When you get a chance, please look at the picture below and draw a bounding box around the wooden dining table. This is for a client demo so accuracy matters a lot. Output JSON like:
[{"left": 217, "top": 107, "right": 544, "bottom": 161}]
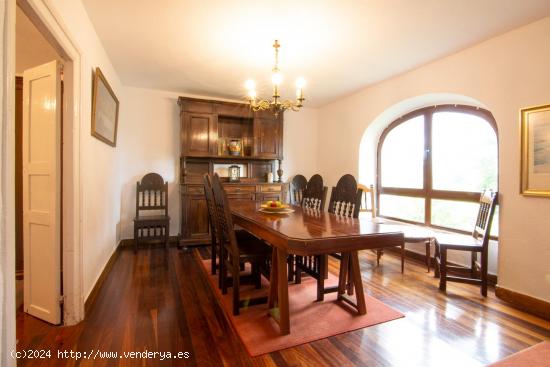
[{"left": 230, "top": 201, "right": 413, "bottom": 335}]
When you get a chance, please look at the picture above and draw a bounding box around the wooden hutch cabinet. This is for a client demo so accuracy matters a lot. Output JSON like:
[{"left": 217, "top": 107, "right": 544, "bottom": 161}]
[{"left": 178, "top": 97, "right": 287, "bottom": 246}]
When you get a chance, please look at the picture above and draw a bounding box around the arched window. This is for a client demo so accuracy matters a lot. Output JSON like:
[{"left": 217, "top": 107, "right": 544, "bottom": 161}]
[{"left": 377, "top": 105, "right": 498, "bottom": 234}]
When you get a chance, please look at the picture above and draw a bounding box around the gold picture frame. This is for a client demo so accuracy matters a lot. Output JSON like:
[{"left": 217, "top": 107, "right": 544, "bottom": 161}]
[
  {"left": 91, "top": 67, "right": 119, "bottom": 147},
  {"left": 520, "top": 104, "right": 550, "bottom": 197}
]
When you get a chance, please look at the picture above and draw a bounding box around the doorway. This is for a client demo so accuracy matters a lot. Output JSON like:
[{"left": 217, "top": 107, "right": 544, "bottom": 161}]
[{"left": 15, "top": 4, "right": 64, "bottom": 325}]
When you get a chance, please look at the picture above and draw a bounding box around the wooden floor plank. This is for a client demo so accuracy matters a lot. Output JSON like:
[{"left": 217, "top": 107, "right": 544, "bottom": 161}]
[{"left": 15, "top": 246, "right": 550, "bottom": 366}]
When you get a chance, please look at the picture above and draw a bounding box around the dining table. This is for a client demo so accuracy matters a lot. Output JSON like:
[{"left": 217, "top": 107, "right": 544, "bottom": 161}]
[{"left": 230, "top": 201, "right": 435, "bottom": 335}]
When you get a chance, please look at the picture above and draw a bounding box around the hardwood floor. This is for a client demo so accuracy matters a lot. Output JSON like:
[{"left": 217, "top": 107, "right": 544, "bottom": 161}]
[{"left": 16, "top": 246, "right": 550, "bottom": 366}]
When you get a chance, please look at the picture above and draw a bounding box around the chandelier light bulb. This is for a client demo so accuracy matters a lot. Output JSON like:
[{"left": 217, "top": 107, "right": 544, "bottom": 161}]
[
  {"left": 295, "top": 77, "right": 306, "bottom": 89},
  {"left": 245, "top": 79, "right": 256, "bottom": 91},
  {"left": 247, "top": 89, "right": 257, "bottom": 99},
  {"left": 271, "top": 71, "right": 283, "bottom": 86}
]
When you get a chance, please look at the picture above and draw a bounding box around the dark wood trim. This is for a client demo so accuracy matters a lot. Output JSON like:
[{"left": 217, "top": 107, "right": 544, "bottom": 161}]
[
  {"left": 15, "top": 76, "right": 23, "bottom": 276},
  {"left": 384, "top": 246, "right": 497, "bottom": 286},
  {"left": 84, "top": 244, "right": 121, "bottom": 315},
  {"left": 495, "top": 286, "right": 550, "bottom": 321}
]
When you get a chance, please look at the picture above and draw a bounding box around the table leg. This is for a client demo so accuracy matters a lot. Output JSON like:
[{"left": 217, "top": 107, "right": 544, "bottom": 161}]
[
  {"left": 268, "top": 247, "right": 278, "bottom": 309},
  {"left": 350, "top": 251, "right": 367, "bottom": 315},
  {"left": 276, "top": 248, "right": 290, "bottom": 335},
  {"left": 425, "top": 240, "right": 430, "bottom": 273}
]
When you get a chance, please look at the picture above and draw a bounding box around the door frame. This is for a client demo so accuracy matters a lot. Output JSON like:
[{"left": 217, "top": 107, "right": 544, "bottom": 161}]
[{"left": 1, "top": 0, "right": 84, "bottom": 359}]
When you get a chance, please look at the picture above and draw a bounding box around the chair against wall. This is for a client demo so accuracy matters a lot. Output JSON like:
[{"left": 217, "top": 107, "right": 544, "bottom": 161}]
[
  {"left": 210, "top": 173, "right": 272, "bottom": 315},
  {"left": 434, "top": 190, "right": 498, "bottom": 296},
  {"left": 289, "top": 174, "right": 307, "bottom": 206},
  {"left": 294, "top": 174, "right": 329, "bottom": 284},
  {"left": 133, "top": 173, "right": 170, "bottom": 253}
]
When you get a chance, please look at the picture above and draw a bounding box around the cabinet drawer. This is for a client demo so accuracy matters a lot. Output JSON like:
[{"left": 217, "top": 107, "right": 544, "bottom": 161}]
[
  {"left": 185, "top": 185, "right": 204, "bottom": 195},
  {"left": 224, "top": 185, "right": 256, "bottom": 194},
  {"left": 227, "top": 193, "right": 256, "bottom": 201},
  {"left": 260, "top": 185, "right": 281, "bottom": 193}
]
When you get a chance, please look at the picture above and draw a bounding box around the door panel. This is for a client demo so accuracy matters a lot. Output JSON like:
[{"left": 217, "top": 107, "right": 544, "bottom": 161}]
[
  {"left": 23, "top": 60, "right": 62, "bottom": 325},
  {"left": 188, "top": 197, "right": 210, "bottom": 238},
  {"left": 184, "top": 113, "right": 216, "bottom": 156}
]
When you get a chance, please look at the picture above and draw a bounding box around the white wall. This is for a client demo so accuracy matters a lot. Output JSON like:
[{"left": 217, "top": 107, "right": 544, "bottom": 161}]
[
  {"left": 317, "top": 16, "right": 550, "bottom": 302},
  {"left": 117, "top": 87, "right": 319, "bottom": 240},
  {"left": 48, "top": 0, "right": 124, "bottom": 301}
]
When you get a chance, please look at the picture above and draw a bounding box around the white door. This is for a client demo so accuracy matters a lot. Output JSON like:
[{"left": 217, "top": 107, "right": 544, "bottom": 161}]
[{"left": 22, "top": 60, "right": 62, "bottom": 324}]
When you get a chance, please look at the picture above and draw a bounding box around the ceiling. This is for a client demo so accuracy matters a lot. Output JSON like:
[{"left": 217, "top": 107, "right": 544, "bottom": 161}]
[
  {"left": 16, "top": 6, "right": 60, "bottom": 74},
  {"left": 82, "top": 0, "right": 550, "bottom": 106}
]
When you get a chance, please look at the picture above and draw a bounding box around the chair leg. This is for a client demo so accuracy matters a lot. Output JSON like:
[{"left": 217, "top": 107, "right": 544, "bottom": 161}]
[
  {"left": 317, "top": 255, "right": 326, "bottom": 301},
  {"left": 338, "top": 253, "right": 350, "bottom": 295},
  {"left": 471, "top": 252, "right": 477, "bottom": 278},
  {"left": 232, "top": 262, "right": 240, "bottom": 316},
  {"left": 376, "top": 249, "right": 383, "bottom": 266},
  {"left": 425, "top": 240, "right": 430, "bottom": 272},
  {"left": 165, "top": 223, "right": 170, "bottom": 249},
  {"left": 401, "top": 244, "right": 405, "bottom": 273},
  {"left": 481, "top": 251, "right": 488, "bottom": 297},
  {"left": 287, "top": 255, "right": 295, "bottom": 282},
  {"left": 434, "top": 242, "right": 441, "bottom": 278},
  {"left": 295, "top": 256, "right": 302, "bottom": 284},
  {"left": 134, "top": 226, "right": 138, "bottom": 253},
  {"left": 439, "top": 247, "right": 447, "bottom": 292},
  {"left": 346, "top": 258, "right": 354, "bottom": 296}
]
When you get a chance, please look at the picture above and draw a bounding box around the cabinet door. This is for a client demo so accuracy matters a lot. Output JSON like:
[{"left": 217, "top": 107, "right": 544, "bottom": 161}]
[
  {"left": 258, "top": 193, "right": 283, "bottom": 203},
  {"left": 182, "top": 195, "right": 210, "bottom": 239},
  {"left": 254, "top": 116, "right": 282, "bottom": 158},
  {"left": 183, "top": 112, "right": 217, "bottom": 156}
]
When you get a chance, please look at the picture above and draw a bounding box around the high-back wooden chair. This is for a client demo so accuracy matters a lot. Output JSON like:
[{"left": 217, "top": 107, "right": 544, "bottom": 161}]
[
  {"left": 328, "top": 174, "right": 363, "bottom": 218},
  {"left": 203, "top": 174, "right": 221, "bottom": 276},
  {"left": 435, "top": 190, "right": 498, "bottom": 296},
  {"left": 302, "top": 174, "right": 328, "bottom": 210},
  {"left": 133, "top": 173, "right": 170, "bottom": 252},
  {"left": 290, "top": 174, "right": 307, "bottom": 206},
  {"left": 294, "top": 174, "right": 329, "bottom": 284},
  {"left": 357, "top": 183, "right": 406, "bottom": 272},
  {"left": 210, "top": 173, "right": 271, "bottom": 315}
]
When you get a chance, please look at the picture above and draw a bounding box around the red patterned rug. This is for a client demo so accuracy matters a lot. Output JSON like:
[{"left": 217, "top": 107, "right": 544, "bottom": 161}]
[
  {"left": 488, "top": 341, "right": 550, "bottom": 367},
  {"left": 196, "top": 252, "right": 404, "bottom": 356}
]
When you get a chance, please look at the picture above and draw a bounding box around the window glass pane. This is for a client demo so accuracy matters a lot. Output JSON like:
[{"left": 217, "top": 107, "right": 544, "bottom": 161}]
[
  {"left": 381, "top": 116, "right": 424, "bottom": 189},
  {"left": 432, "top": 112, "right": 497, "bottom": 192},
  {"left": 431, "top": 199, "right": 479, "bottom": 231},
  {"left": 380, "top": 194, "right": 424, "bottom": 222}
]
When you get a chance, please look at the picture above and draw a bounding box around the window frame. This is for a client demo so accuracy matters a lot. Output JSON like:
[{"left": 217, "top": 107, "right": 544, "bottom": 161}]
[{"left": 376, "top": 104, "right": 498, "bottom": 236}]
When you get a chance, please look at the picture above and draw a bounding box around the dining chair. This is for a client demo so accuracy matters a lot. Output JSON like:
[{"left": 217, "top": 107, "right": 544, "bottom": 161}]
[
  {"left": 297, "top": 174, "right": 363, "bottom": 301},
  {"left": 203, "top": 174, "right": 260, "bottom": 278},
  {"left": 290, "top": 174, "right": 307, "bottom": 205},
  {"left": 434, "top": 190, "right": 498, "bottom": 296},
  {"left": 294, "top": 174, "right": 329, "bottom": 285},
  {"left": 210, "top": 173, "right": 272, "bottom": 315},
  {"left": 358, "top": 183, "right": 406, "bottom": 272},
  {"left": 133, "top": 173, "right": 170, "bottom": 253}
]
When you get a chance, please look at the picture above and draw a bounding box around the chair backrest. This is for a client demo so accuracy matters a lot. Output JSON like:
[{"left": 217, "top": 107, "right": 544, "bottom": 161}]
[
  {"left": 302, "top": 174, "right": 328, "bottom": 210},
  {"left": 290, "top": 174, "right": 307, "bottom": 205},
  {"left": 357, "top": 184, "right": 376, "bottom": 218},
  {"left": 203, "top": 174, "right": 220, "bottom": 245},
  {"left": 328, "top": 174, "right": 363, "bottom": 218},
  {"left": 473, "top": 190, "right": 498, "bottom": 249},
  {"left": 136, "top": 173, "right": 168, "bottom": 217},
  {"left": 210, "top": 173, "right": 240, "bottom": 257}
]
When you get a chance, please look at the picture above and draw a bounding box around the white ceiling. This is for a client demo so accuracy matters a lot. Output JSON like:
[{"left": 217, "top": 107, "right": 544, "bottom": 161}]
[
  {"left": 82, "top": 0, "right": 550, "bottom": 106},
  {"left": 16, "top": 6, "right": 60, "bottom": 74}
]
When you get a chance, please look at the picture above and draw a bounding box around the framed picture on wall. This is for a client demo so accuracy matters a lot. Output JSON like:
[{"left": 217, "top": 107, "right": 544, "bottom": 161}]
[
  {"left": 520, "top": 103, "right": 550, "bottom": 197},
  {"left": 91, "top": 67, "right": 119, "bottom": 147}
]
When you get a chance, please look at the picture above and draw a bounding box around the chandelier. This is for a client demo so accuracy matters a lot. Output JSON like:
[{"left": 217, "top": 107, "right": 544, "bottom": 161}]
[{"left": 245, "top": 40, "right": 306, "bottom": 117}]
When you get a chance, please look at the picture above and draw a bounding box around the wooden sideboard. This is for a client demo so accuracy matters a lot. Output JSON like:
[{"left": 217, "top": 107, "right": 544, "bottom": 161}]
[{"left": 178, "top": 97, "right": 287, "bottom": 246}]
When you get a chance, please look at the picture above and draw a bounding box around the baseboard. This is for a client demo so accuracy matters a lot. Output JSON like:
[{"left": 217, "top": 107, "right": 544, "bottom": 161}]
[
  {"left": 118, "top": 235, "right": 181, "bottom": 248},
  {"left": 495, "top": 286, "right": 550, "bottom": 321},
  {"left": 384, "top": 247, "right": 497, "bottom": 286},
  {"left": 84, "top": 244, "right": 121, "bottom": 316}
]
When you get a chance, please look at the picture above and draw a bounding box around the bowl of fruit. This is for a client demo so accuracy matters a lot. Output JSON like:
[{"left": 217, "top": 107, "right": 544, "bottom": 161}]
[{"left": 260, "top": 200, "right": 293, "bottom": 214}]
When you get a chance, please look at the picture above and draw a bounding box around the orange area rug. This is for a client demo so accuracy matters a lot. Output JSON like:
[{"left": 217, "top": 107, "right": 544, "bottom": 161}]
[
  {"left": 488, "top": 341, "right": 550, "bottom": 367},
  {"left": 197, "top": 253, "right": 404, "bottom": 356}
]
